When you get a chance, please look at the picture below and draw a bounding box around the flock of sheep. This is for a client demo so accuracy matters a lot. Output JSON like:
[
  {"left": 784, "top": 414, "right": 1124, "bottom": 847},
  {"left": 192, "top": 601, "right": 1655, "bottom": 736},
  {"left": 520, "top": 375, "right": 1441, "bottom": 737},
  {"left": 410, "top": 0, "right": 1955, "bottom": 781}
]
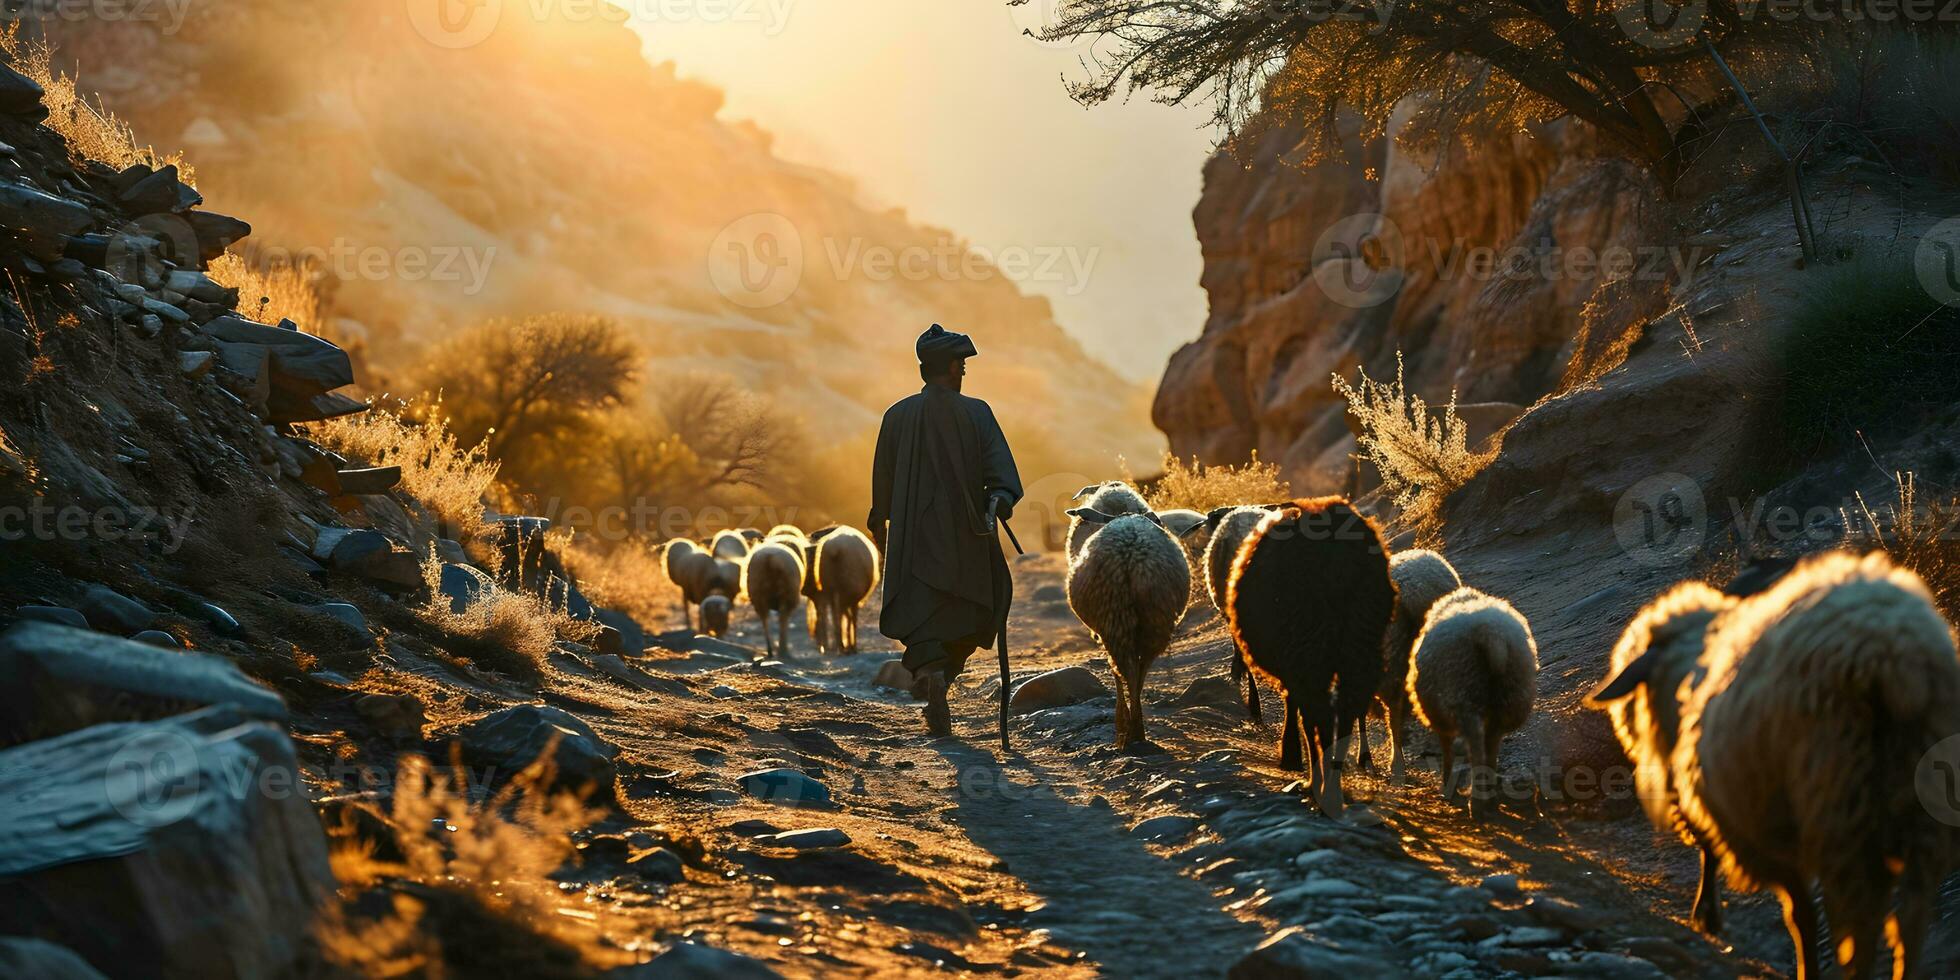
[
  {"left": 1061, "top": 480, "right": 1960, "bottom": 980},
  {"left": 661, "top": 524, "right": 880, "bottom": 657}
]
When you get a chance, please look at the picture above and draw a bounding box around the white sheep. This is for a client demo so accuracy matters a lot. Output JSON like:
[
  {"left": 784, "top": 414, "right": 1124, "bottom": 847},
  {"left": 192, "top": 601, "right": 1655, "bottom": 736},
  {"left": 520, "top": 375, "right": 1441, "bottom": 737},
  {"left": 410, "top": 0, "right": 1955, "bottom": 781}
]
[
  {"left": 1156, "top": 508, "right": 1205, "bottom": 538},
  {"left": 1066, "top": 481, "right": 1150, "bottom": 560},
  {"left": 741, "top": 541, "right": 805, "bottom": 657},
  {"left": 1370, "top": 549, "right": 1463, "bottom": 782},
  {"left": 1407, "top": 587, "right": 1538, "bottom": 820},
  {"left": 1594, "top": 551, "right": 1960, "bottom": 979},
  {"left": 808, "top": 526, "right": 879, "bottom": 655},
  {"left": 710, "top": 529, "right": 750, "bottom": 561},
  {"left": 663, "top": 538, "right": 715, "bottom": 632},
  {"left": 699, "top": 594, "right": 732, "bottom": 638},
  {"left": 705, "top": 557, "right": 741, "bottom": 607},
  {"left": 1065, "top": 506, "right": 1190, "bottom": 748}
]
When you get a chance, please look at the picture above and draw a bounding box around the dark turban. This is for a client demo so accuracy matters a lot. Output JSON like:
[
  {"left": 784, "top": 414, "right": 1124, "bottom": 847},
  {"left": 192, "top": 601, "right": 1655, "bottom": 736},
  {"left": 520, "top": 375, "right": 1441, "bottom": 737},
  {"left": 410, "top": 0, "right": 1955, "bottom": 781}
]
[{"left": 916, "top": 323, "right": 977, "bottom": 366}]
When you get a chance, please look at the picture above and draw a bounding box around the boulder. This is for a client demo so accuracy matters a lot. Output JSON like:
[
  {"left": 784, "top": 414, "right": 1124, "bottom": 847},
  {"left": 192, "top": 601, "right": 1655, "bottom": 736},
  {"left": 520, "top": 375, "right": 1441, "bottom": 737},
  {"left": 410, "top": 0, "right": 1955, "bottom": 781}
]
[
  {"left": 178, "top": 350, "right": 214, "bottom": 378},
  {"left": 116, "top": 165, "right": 201, "bottom": 215},
  {"left": 755, "top": 827, "right": 850, "bottom": 849},
  {"left": 196, "top": 602, "right": 242, "bottom": 636},
  {"left": 735, "top": 768, "right": 830, "bottom": 808},
  {"left": 179, "top": 210, "right": 250, "bottom": 263},
  {"left": 624, "top": 941, "right": 781, "bottom": 979},
  {"left": 14, "top": 605, "right": 88, "bottom": 629},
  {"left": 438, "top": 562, "right": 496, "bottom": 614},
  {"left": 594, "top": 608, "right": 646, "bottom": 655},
  {"left": 871, "top": 659, "right": 915, "bottom": 696},
  {"left": 316, "top": 603, "right": 367, "bottom": 632},
  {"left": 0, "top": 64, "right": 47, "bottom": 119},
  {"left": 457, "top": 705, "right": 618, "bottom": 803},
  {"left": 0, "top": 937, "right": 105, "bottom": 979},
  {"left": 0, "top": 707, "right": 334, "bottom": 978},
  {"left": 77, "top": 584, "right": 155, "bottom": 633},
  {"left": 626, "top": 847, "right": 685, "bottom": 883},
  {"left": 203, "top": 315, "right": 355, "bottom": 422},
  {"left": 1008, "top": 665, "right": 1111, "bottom": 715},
  {"left": 1227, "top": 927, "right": 1396, "bottom": 979},
  {"left": 130, "top": 630, "right": 181, "bottom": 649},
  {"left": 0, "top": 623, "right": 286, "bottom": 742},
  {"left": 164, "top": 269, "right": 231, "bottom": 304},
  {"left": 0, "top": 181, "right": 90, "bottom": 262},
  {"left": 1129, "top": 814, "right": 1198, "bottom": 842},
  {"left": 334, "top": 465, "right": 400, "bottom": 495}
]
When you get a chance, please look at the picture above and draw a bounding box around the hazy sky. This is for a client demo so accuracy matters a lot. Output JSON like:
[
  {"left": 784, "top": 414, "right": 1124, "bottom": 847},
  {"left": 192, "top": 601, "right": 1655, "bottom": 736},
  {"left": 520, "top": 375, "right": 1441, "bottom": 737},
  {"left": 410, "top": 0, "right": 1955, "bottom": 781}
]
[{"left": 626, "top": 0, "right": 1220, "bottom": 382}]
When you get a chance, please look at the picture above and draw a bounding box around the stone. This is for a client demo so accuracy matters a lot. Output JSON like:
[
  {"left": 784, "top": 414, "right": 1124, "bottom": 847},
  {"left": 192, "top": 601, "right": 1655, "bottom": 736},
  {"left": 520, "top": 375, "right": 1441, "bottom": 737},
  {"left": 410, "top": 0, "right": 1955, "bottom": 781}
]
[
  {"left": 117, "top": 165, "right": 200, "bottom": 215},
  {"left": 1227, "top": 927, "right": 1397, "bottom": 979},
  {"left": 872, "top": 659, "right": 915, "bottom": 695},
  {"left": 727, "top": 819, "right": 781, "bottom": 837},
  {"left": 1008, "top": 665, "right": 1110, "bottom": 715},
  {"left": 129, "top": 630, "right": 181, "bottom": 648},
  {"left": 1130, "top": 814, "right": 1198, "bottom": 842},
  {"left": 164, "top": 269, "right": 230, "bottom": 303},
  {"left": 0, "top": 936, "right": 105, "bottom": 979},
  {"left": 178, "top": 350, "right": 215, "bottom": 378},
  {"left": 438, "top": 562, "right": 496, "bottom": 614},
  {"left": 0, "top": 623, "right": 286, "bottom": 742},
  {"left": 15, "top": 605, "right": 88, "bottom": 629},
  {"left": 1032, "top": 584, "right": 1064, "bottom": 602},
  {"left": 627, "top": 846, "right": 685, "bottom": 883},
  {"left": 78, "top": 584, "right": 155, "bottom": 633},
  {"left": 0, "top": 706, "right": 334, "bottom": 977},
  {"left": 593, "top": 608, "right": 645, "bottom": 655},
  {"left": 735, "top": 767, "right": 830, "bottom": 808},
  {"left": 1269, "top": 877, "right": 1365, "bottom": 903},
  {"left": 1479, "top": 873, "right": 1521, "bottom": 897},
  {"left": 1174, "top": 674, "right": 1242, "bottom": 711},
  {"left": 355, "top": 693, "right": 426, "bottom": 740},
  {"left": 334, "top": 466, "right": 400, "bottom": 495},
  {"left": 756, "top": 827, "right": 850, "bottom": 849},
  {"left": 196, "top": 602, "right": 242, "bottom": 636},
  {"left": 593, "top": 624, "right": 625, "bottom": 657},
  {"left": 203, "top": 315, "right": 354, "bottom": 421},
  {"left": 0, "top": 181, "right": 90, "bottom": 262},
  {"left": 624, "top": 941, "right": 781, "bottom": 979},
  {"left": 316, "top": 603, "right": 367, "bottom": 632},
  {"left": 179, "top": 210, "right": 251, "bottom": 263},
  {"left": 0, "top": 64, "right": 47, "bottom": 118},
  {"left": 457, "top": 704, "right": 618, "bottom": 802}
]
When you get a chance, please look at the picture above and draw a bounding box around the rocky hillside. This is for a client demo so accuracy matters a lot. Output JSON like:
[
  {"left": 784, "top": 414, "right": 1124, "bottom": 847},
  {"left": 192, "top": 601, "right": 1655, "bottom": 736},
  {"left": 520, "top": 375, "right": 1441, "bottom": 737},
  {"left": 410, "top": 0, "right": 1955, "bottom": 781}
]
[{"left": 32, "top": 2, "right": 1158, "bottom": 474}]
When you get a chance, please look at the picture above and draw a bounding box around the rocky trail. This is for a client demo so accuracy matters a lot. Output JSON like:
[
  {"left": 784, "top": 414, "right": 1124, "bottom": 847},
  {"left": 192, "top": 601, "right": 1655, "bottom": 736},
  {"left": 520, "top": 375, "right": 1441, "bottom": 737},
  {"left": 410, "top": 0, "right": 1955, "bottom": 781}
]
[{"left": 461, "top": 551, "right": 1796, "bottom": 978}]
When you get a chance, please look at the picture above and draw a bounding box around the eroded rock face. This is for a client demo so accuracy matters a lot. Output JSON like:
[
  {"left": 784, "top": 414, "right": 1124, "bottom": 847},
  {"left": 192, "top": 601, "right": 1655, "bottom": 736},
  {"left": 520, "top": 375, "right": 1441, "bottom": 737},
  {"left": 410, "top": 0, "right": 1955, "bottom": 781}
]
[{"left": 1155, "top": 109, "right": 1659, "bottom": 492}]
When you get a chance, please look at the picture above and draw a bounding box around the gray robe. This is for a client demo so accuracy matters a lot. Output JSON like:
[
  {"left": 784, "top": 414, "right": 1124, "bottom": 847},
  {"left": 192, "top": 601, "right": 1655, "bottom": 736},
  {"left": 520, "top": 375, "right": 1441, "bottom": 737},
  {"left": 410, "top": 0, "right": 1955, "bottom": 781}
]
[{"left": 867, "top": 383, "right": 1022, "bottom": 676}]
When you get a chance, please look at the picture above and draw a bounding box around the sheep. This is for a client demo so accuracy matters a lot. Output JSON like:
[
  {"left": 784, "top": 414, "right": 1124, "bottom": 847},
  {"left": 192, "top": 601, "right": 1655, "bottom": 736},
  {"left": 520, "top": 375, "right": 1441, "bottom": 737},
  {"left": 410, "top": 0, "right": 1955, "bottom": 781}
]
[
  {"left": 1592, "top": 551, "right": 1960, "bottom": 980},
  {"left": 705, "top": 557, "right": 741, "bottom": 606},
  {"left": 1367, "top": 549, "right": 1464, "bottom": 782},
  {"left": 1591, "top": 579, "right": 1736, "bottom": 934},
  {"left": 765, "top": 524, "right": 807, "bottom": 544},
  {"left": 711, "top": 530, "right": 750, "bottom": 561},
  {"left": 1200, "top": 504, "right": 1284, "bottom": 720},
  {"left": 1066, "top": 481, "right": 1150, "bottom": 560},
  {"left": 1226, "top": 496, "right": 1396, "bottom": 817},
  {"left": 1406, "top": 587, "right": 1538, "bottom": 820},
  {"left": 741, "top": 540, "right": 806, "bottom": 658},
  {"left": 738, "top": 527, "right": 765, "bottom": 543},
  {"left": 663, "top": 538, "right": 716, "bottom": 632},
  {"left": 806, "top": 526, "right": 880, "bottom": 655},
  {"left": 1065, "top": 506, "right": 1191, "bottom": 748},
  {"left": 1156, "top": 508, "right": 1205, "bottom": 538},
  {"left": 699, "top": 594, "right": 732, "bottom": 638}
]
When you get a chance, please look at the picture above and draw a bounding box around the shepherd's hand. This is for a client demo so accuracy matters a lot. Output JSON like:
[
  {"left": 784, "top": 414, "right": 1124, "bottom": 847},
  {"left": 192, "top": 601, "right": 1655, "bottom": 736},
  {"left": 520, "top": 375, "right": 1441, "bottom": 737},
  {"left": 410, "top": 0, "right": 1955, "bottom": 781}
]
[{"left": 988, "top": 490, "right": 1015, "bottom": 522}]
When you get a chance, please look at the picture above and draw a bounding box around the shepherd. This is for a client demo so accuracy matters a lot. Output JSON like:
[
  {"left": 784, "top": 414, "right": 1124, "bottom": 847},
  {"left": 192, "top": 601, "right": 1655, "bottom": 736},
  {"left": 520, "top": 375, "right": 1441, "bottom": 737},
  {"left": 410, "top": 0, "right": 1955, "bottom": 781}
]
[{"left": 868, "top": 324, "right": 1023, "bottom": 738}]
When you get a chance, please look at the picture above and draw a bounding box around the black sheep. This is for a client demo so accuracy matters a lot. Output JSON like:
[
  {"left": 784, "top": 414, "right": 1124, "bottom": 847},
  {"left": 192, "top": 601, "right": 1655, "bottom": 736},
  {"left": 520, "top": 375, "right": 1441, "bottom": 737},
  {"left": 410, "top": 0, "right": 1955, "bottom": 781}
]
[{"left": 1226, "top": 496, "right": 1397, "bottom": 817}]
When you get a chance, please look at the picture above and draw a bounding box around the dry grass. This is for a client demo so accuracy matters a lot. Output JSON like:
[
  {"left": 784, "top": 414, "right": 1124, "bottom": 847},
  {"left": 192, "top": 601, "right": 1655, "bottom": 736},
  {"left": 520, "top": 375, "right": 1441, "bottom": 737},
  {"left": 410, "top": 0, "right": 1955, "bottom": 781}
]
[
  {"left": 0, "top": 27, "right": 194, "bottom": 183},
  {"left": 555, "top": 534, "right": 678, "bottom": 630},
  {"left": 1134, "top": 451, "right": 1290, "bottom": 513},
  {"left": 207, "top": 253, "right": 325, "bottom": 334},
  {"left": 320, "top": 753, "right": 622, "bottom": 978},
  {"left": 1844, "top": 473, "right": 1960, "bottom": 620},
  {"left": 308, "top": 404, "right": 500, "bottom": 548},
  {"left": 415, "top": 553, "right": 597, "bottom": 681},
  {"left": 1333, "top": 352, "right": 1491, "bottom": 543}
]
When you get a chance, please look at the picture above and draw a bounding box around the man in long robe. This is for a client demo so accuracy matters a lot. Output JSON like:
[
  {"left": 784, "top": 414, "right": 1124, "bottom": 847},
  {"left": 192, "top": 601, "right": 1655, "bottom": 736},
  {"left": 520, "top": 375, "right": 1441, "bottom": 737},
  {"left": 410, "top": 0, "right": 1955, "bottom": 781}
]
[{"left": 867, "top": 324, "right": 1023, "bottom": 736}]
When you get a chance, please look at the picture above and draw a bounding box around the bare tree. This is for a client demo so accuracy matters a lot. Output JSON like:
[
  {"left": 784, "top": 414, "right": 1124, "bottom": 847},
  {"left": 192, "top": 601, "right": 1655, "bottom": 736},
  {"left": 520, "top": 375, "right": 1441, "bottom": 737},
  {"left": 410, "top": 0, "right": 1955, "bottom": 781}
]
[
  {"left": 1019, "top": 0, "right": 1837, "bottom": 178},
  {"left": 654, "top": 373, "right": 796, "bottom": 497}
]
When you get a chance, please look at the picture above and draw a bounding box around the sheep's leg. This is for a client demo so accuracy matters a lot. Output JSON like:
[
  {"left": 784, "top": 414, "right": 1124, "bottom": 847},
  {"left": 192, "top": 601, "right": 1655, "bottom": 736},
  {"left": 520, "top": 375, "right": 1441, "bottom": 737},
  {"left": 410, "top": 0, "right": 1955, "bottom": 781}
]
[
  {"left": 845, "top": 603, "right": 859, "bottom": 653},
  {"left": 779, "top": 608, "right": 792, "bottom": 658},
  {"left": 1387, "top": 696, "right": 1410, "bottom": 786},
  {"left": 1352, "top": 712, "right": 1373, "bottom": 773},
  {"left": 1231, "top": 646, "right": 1261, "bottom": 723},
  {"left": 1475, "top": 724, "right": 1504, "bottom": 821},
  {"left": 1825, "top": 872, "right": 1890, "bottom": 980},
  {"left": 1279, "top": 694, "right": 1304, "bottom": 772},
  {"left": 1459, "top": 715, "right": 1488, "bottom": 818},
  {"left": 1776, "top": 881, "right": 1824, "bottom": 980},
  {"left": 1436, "top": 728, "right": 1459, "bottom": 804},
  {"left": 1318, "top": 705, "right": 1345, "bottom": 819},
  {"left": 1125, "top": 663, "right": 1148, "bottom": 746},
  {"left": 1892, "top": 857, "right": 1942, "bottom": 980},
  {"left": 1691, "top": 844, "right": 1724, "bottom": 936},
  {"left": 1111, "top": 663, "right": 1133, "bottom": 748}
]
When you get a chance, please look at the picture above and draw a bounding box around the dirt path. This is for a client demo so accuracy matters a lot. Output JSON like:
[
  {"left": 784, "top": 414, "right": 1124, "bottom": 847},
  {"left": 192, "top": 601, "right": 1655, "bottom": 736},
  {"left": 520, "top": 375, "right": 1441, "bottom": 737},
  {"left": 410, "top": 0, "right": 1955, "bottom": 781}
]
[{"left": 509, "top": 552, "right": 1811, "bottom": 977}]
